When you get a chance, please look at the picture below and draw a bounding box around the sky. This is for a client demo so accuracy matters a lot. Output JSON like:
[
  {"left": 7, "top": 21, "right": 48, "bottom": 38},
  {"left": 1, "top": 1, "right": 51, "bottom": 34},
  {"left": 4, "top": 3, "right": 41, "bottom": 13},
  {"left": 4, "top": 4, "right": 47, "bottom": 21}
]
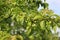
[{"left": 46, "top": 0, "right": 60, "bottom": 15}]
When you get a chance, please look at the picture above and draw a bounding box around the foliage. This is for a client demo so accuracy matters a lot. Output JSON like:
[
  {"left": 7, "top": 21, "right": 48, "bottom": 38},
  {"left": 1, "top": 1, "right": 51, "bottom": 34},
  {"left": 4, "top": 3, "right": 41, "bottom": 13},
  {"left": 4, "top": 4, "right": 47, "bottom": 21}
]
[{"left": 0, "top": 0, "right": 60, "bottom": 40}]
